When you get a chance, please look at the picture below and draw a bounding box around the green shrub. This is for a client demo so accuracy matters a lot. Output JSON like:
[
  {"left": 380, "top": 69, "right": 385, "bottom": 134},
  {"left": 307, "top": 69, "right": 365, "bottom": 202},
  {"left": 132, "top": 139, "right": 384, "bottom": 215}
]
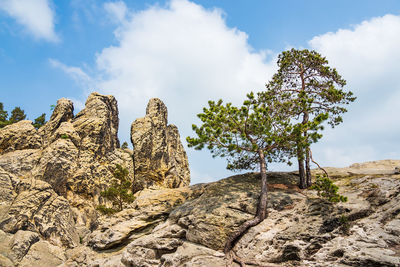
[
  {"left": 96, "top": 205, "right": 118, "bottom": 215},
  {"left": 121, "top": 141, "right": 129, "bottom": 149},
  {"left": 97, "top": 164, "right": 135, "bottom": 215},
  {"left": 60, "top": 134, "right": 69, "bottom": 139},
  {"left": 311, "top": 175, "right": 347, "bottom": 203}
]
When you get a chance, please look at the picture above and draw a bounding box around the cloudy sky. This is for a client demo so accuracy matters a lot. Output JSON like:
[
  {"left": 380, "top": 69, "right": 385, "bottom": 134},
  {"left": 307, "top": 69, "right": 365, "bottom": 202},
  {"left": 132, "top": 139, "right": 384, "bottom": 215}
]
[{"left": 1, "top": 0, "right": 399, "bottom": 184}]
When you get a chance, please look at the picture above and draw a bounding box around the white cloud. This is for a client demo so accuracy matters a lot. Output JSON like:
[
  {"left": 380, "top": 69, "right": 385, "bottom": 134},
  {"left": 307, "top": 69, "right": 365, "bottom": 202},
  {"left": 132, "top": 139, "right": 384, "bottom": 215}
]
[
  {"left": 0, "top": 0, "right": 58, "bottom": 42},
  {"left": 93, "top": 0, "right": 276, "bottom": 183},
  {"left": 49, "top": 59, "right": 93, "bottom": 91},
  {"left": 308, "top": 14, "right": 400, "bottom": 168},
  {"left": 104, "top": 1, "right": 127, "bottom": 23},
  {"left": 53, "top": 2, "right": 400, "bottom": 182}
]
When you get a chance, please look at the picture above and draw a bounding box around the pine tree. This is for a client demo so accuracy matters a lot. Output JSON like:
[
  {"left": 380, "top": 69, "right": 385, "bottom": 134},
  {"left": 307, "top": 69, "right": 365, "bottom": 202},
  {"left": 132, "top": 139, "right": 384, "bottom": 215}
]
[
  {"left": 187, "top": 92, "right": 294, "bottom": 263},
  {"left": 265, "top": 49, "right": 356, "bottom": 188},
  {"left": 0, "top": 103, "right": 9, "bottom": 128},
  {"left": 97, "top": 165, "right": 135, "bottom": 215},
  {"left": 9, "top": 107, "right": 27, "bottom": 123},
  {"left": 311, "top": 175, "right": 347, "bottom": 203},
  {"left": 33, "top": 113, "right": 46, "bottom": 129}
]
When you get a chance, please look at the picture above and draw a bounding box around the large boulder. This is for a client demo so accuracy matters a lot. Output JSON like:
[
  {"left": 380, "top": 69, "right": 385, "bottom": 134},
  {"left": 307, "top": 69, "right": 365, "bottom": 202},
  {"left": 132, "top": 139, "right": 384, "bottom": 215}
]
[
  {"left": 18, "top": 240, "right": 66, "bottom": 267},
  {"left": 87, "top": 186, "right": 191, "bottom": 250},
  {"left": 169, "top": 172, "right": 299, "bottom": 251},
  {"left": 131, "top": 98, "right": 190, "bottom": 190},
  {"left": 0, "top": 120, "right": 41, "bottom": 154}
]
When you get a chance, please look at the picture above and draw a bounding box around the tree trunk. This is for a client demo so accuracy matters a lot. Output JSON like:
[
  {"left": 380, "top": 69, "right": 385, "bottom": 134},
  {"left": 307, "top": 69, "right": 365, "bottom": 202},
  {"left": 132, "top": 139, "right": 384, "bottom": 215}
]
[
  {"left": 305, "top": 147, "right": 312, "bottom": 187},
  {"left": 298, "top": 110, "right": 309, "bottom": 189},
  {"left": 224, "top": 149, "right": 269, "bottom": 254},
  {"left": 297, "top": 145, "right": 306, "bottom": 189}
]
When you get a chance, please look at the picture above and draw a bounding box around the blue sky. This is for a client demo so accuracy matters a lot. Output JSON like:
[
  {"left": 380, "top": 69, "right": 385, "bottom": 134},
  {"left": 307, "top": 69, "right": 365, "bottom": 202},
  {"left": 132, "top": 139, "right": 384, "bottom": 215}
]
[{"left": 1, "top": 0, "right": 400, "bottom": 184}]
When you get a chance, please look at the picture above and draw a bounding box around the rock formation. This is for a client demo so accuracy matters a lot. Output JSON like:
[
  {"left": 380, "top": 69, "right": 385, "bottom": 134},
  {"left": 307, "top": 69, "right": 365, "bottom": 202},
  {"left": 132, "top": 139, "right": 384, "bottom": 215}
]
[
  {"left": 131, "top": 98, "right": 190, "bottom": 190},
  {"left": 0, "top": 92, "right": 195, "bottom": 267},
  {"left": 72, "top": 93, "right": 120, "bottom": 156},
  {"left": 1, "top": 91, "right": 399, "bottom": 266},
  {"left": 0, "top": 92, "right": 135, "bottom": 254},
  {"left": 38, "top": 98, "right": 74, "bottom": 146},
  {"left": 0, "top": 120, "right": 42, "bottom": 154}
]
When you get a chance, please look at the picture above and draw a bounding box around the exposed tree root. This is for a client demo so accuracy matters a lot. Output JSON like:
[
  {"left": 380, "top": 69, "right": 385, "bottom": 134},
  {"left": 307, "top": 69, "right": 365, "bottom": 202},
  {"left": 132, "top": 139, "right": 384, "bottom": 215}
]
[{"left": 224, "top": 151, "right": 274, "bottom": 267}]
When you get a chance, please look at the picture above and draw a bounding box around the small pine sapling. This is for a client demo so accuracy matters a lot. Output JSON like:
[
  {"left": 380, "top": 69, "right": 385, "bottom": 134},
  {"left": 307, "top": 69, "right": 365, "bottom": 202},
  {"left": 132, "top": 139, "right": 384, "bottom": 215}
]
[
  {"left": 311, "top": 174, "right": 347, "bottom": 203},
  {"left": 60, "top": 134, "right": 70, "bottom": 139},
  {"left": 97, "top": 164, "right": 136, "bottom": 215},
  {"left": 121, "top": 141, "right": 129, "bottom": 149}
]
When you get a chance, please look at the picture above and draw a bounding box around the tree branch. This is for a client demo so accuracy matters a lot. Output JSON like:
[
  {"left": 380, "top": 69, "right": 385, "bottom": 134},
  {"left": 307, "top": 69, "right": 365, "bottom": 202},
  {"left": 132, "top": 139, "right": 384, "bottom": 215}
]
[{"left": 309, "top": 149, "right": 329, "bottom": 178}]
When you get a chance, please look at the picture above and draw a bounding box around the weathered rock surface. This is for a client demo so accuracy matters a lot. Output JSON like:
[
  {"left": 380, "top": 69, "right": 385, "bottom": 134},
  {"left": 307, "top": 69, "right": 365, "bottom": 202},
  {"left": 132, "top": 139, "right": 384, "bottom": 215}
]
[
  {"left": 131, "top": 98, "right": 190, "bottom": 190},
  {"left": 0, "top": 120, "right": 42, "bottom": 154},
  {"left": 36, "top": 138, "right": 79, "bottom": 196},
  {"left": 39, "top": 98, "right": 74, "bottom": 146},
  {"left": 115, "top": 162, "right": 400, "bottom": 267},
  {"left": 10, "top": 230, "right": 40, "bottom": 261},
  {"left": 19, "top": 240, "right": 66, "bottom": 267},
  {"left": 72, "top": 92, "right": 120, "bottom": 156},
  {"left": 88, "top": 186, "right": 191, "bottom": 251},
  {"left": 0, "top": 149, "right": 41, "bottom": 178},
  {"left": 314, "top": 159, "right": 400, "bottom": 177},
  {"left": 1, "top": 157, "right": 400, "bottom": 266},
  {"left": 166, "top": 172, "right": 298, "bottom": 251},
  {"left": 0, "top": 92, "right": 196, "bottom": 266},
  {"left": 0, "top": 167, "right": 79, "bottom": 248}
]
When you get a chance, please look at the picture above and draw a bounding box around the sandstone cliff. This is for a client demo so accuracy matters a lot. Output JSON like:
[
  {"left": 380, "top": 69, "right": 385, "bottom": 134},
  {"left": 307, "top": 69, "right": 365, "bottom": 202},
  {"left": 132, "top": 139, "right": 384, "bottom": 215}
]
[{"left": 0, "top": 93, "right": 399, "bottom": 267}]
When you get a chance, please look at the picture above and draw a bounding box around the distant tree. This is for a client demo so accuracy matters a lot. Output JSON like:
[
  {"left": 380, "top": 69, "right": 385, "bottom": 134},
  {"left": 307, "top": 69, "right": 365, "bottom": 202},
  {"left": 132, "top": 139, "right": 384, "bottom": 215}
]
[
  {"left": 9, "top": 107, "right": 27, "bottom": 123},
  {"left": 121, "top": 141, "right": 129, "bottom": 149},
  {"left": 265, "top": 49, "right": 356, "bottom": 188},
  {"left": 96, "top": 164, "right": 135, "bottom": 215},
  {"left": 0, "top": 103, "right": 9, "bottom": 128},
  {"left": 187, "top": 92, "right": 293, "bottom": 265},
  {"left": 33, "top": 113, "right": 46, "bottom": 129}
]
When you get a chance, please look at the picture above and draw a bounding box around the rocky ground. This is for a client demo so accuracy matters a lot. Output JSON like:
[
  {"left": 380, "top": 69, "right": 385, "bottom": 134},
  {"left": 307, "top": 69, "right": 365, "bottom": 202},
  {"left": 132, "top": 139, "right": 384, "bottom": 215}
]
[
  {"left": 1, "top": 160, "right": 400, "bottom": 267},
  {"left": 0, "top": 93, "right": 399, "bottom": 266}
]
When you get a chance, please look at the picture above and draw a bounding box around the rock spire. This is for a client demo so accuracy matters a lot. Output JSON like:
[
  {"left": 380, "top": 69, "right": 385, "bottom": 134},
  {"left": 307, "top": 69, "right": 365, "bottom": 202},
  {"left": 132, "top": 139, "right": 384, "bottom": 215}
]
[{"left": 131, "top": 98, "right": 190, "bottom": 189}]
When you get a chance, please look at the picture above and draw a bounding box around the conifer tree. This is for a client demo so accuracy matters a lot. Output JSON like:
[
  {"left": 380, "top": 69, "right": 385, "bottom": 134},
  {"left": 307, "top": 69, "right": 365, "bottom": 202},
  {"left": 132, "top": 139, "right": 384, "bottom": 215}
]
[
  {"left": 265, "top": 49, "right": 356, "bottom": 188},
  {"left": 187, "top": 92, "right": 293, "bottom": 263},
  {"left": 9, "top": 107, "right": 27, "bottom": 123},
  {"left": 33, "top": 113, "right": 46, "bottom": 129},
  {"left": 97, "top": 164, "right": 135, "bottom": 215},
  {"left": 0, "top": 103, "right": 8, "bottom": 128},
  {"left": 121, "top": 141, "right": 129, "bottom": 149}
]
